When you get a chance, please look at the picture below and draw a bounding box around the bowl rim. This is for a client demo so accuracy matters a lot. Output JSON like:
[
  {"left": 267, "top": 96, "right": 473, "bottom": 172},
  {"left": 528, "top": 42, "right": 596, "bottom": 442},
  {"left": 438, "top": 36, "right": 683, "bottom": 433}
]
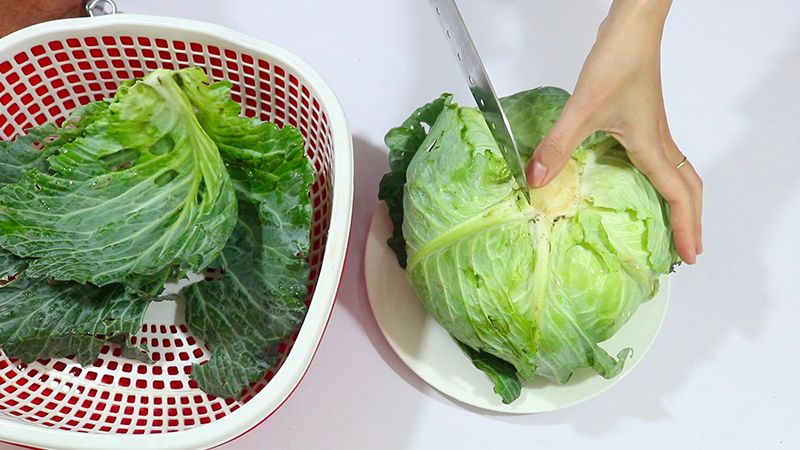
[{"left": 0, "top": 13, "right": 353, "bottom": 450}]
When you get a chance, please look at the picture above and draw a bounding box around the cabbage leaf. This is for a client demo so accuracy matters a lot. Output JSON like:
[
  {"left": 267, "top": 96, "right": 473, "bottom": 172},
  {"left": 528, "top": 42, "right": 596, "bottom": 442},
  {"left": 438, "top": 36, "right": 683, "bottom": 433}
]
[
  {"left": 181, "top": 71, "right": 312, "bottom": 398},
  {"left": 0, "top": 273, "right": 149, "bottom": 365},
  {"left": 0, "top": 69, "right": 237, "bottom": 286}
]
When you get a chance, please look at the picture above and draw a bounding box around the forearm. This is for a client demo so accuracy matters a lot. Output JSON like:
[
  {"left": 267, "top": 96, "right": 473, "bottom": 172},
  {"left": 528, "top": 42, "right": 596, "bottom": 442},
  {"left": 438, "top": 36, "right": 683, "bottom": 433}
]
[
  {"left": 0, "top": 0, "right": 83, "bottom": 38},
  {"left": 610, "top": 0, "right": 672, "bottom": 22},
  {"left": 603, "top": 0, "right": 672, "bottom": 39}
]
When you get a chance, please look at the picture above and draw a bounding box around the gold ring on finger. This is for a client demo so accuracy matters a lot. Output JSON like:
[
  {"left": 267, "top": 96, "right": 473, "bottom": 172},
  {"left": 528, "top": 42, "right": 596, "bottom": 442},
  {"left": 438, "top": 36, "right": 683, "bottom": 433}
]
[{"left": 675, "top": 155, "right": 689, "bottom": 169}]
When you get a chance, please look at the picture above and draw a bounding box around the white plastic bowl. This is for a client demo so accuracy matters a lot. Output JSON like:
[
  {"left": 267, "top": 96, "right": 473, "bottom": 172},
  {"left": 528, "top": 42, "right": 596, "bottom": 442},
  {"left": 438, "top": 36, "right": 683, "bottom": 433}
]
[{"left": 0, "top": 14, "right": 352, "bottom": 450}]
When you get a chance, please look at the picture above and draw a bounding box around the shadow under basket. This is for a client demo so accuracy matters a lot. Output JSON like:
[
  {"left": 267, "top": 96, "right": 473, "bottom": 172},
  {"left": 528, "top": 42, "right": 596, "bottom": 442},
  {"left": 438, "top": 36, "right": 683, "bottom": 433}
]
[{"left": 0, "top": 14, "right": 353, "bottom": 450}]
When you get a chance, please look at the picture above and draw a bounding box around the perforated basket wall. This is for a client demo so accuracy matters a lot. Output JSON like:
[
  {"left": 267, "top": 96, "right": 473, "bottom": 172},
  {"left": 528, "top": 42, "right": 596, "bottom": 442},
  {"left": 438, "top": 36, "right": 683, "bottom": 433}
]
[{"left": 0, "top": 15, "right": 351, "bottom": 450}]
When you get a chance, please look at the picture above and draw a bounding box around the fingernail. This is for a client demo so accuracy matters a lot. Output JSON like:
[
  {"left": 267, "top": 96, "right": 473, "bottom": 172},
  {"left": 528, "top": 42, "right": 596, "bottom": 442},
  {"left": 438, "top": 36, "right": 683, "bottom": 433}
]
[
  {"left": 686, "top": 252, "right": 697, "bottom": 265},
  {"left": 530, "top": 161, "right": 548, "bottom": 187}
]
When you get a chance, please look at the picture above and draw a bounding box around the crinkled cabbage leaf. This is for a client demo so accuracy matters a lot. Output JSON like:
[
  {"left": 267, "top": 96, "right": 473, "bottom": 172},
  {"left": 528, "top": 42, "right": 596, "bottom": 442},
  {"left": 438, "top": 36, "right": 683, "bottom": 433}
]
[
  {"left": 0, "top": 103, "right": 153, "bottom": 363},
  {"left": 0, "top": 69, "right": 237, "bottom": 286},
  {"left": 0, "top": 273, "right": 149, "bottom": 365},
  {"left": 181, "top": 70, "right": 312, "bottom": 398}
]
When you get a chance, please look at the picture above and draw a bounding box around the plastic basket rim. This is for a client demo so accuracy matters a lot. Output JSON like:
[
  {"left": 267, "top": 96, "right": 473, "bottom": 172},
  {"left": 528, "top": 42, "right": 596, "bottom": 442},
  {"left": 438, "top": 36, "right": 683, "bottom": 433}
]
[{"left": 0, "top": 13, "right": 353, "bottom": 450}]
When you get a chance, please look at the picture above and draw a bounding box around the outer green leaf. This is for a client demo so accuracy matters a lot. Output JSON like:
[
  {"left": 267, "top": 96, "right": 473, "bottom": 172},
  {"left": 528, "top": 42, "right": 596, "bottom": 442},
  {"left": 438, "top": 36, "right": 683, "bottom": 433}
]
[
  {"left": 181, "top": 71, "right": 312, "bottom": 398},
  {"left": 0, "top": 101, "right": 112, "bottom": 294},
  {"left": 0, "top": 103, "right": 110, "bottom": 282},
  {"left": 0, "top": 275, "right": 149, "bottom": 365},
  {"left": 2, "top": 335, "right": 109, "bottom": 366},
  {"left": 0, "top": 101, "right": 155, "bottom": 366},
  {"left": 403, "top": 102, "right": 538, "bottom": 378},
  {"left": 456, "top": 339, "right": 522, "bottom": 404},
  {"left": 378, "top": 94, "right": 452, "bottom": 268},
  {"left": 186, "top": 201, "right": 308, "bottom": 398},
  {"left": 176, "top": 68, "right": 312, "bottom": 213},
  {"left": 0, "top": 102, "right": 108, "bottom": 185},
  {"left": 0, "top": 69, "right": 237, "bottom": 286}
]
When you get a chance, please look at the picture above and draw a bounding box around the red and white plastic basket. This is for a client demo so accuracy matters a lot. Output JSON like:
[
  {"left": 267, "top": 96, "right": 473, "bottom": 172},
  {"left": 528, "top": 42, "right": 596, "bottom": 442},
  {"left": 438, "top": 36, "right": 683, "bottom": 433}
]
[{"left": 0, "top": 13, "right": 353, "bottom": 450}]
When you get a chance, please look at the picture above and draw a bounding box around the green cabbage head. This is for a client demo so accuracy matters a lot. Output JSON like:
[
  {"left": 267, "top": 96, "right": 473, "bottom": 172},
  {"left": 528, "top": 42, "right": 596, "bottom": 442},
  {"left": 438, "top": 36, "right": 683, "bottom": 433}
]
[{"left": 379, "top": 87, "right": 680, "bottom": 403}]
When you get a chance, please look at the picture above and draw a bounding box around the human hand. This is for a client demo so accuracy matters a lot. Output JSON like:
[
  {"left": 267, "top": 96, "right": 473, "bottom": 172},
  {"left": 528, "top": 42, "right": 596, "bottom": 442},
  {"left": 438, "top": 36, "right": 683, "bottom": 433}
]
[
  {"left": 525, "top": 0, "right": 702, "bottom": 264},
  {"left": 0, "top": 0, "right": 84, "bottom": 38}
]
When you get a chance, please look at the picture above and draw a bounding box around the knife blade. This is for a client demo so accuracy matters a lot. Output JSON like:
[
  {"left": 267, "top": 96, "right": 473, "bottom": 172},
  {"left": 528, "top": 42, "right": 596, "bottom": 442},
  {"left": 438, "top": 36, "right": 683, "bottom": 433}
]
[{"left": 429, "top": 0, "right": 530, "bottom": 202}]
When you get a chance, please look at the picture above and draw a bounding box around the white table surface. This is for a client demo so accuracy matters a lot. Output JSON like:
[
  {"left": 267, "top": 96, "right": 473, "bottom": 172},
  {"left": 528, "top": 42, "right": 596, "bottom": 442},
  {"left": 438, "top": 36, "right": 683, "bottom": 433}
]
[{"left": 5, "top": 0, "right": 800, "bottom": 449}]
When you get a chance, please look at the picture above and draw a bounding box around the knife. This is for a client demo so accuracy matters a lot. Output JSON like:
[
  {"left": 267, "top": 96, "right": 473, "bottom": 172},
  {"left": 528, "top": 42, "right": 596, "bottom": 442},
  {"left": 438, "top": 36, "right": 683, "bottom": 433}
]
[{"left": 429, "top": 0, "right": 530, "bottom": 202}]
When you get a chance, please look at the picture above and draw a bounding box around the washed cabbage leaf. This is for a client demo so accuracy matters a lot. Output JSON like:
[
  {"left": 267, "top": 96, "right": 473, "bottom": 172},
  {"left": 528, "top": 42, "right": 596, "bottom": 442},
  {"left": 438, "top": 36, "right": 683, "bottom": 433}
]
[
  {"left": 0, "top": 69, "right": 237, "bottom": 286},
  {"left": 0, "top": 274, "right": 149, "bottom": 365},
  {"left": 182, "top": 70, "right": 312, "bottom": 398},
  {"left": 0, "top": 102, "right": 108, "bottom": 186},
  {"left": 0, "top": 100, "right": 112, "bottom": 286},
  {"left": 0, "top": 102, "right": 158, "bottom": 364}
]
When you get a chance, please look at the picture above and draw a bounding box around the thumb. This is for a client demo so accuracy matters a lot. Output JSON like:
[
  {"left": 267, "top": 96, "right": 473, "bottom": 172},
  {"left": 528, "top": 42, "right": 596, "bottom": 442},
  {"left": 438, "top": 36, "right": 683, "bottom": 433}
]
[{"left": 526, "top": 103, "right": 594, "bottom": 187}]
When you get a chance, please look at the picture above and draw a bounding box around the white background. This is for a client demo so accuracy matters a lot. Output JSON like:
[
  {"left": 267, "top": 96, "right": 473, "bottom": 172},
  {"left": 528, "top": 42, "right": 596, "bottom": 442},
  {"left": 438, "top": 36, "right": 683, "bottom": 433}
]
[{"left": 5, "top": 0, "right": 800, "bottom": 449}]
